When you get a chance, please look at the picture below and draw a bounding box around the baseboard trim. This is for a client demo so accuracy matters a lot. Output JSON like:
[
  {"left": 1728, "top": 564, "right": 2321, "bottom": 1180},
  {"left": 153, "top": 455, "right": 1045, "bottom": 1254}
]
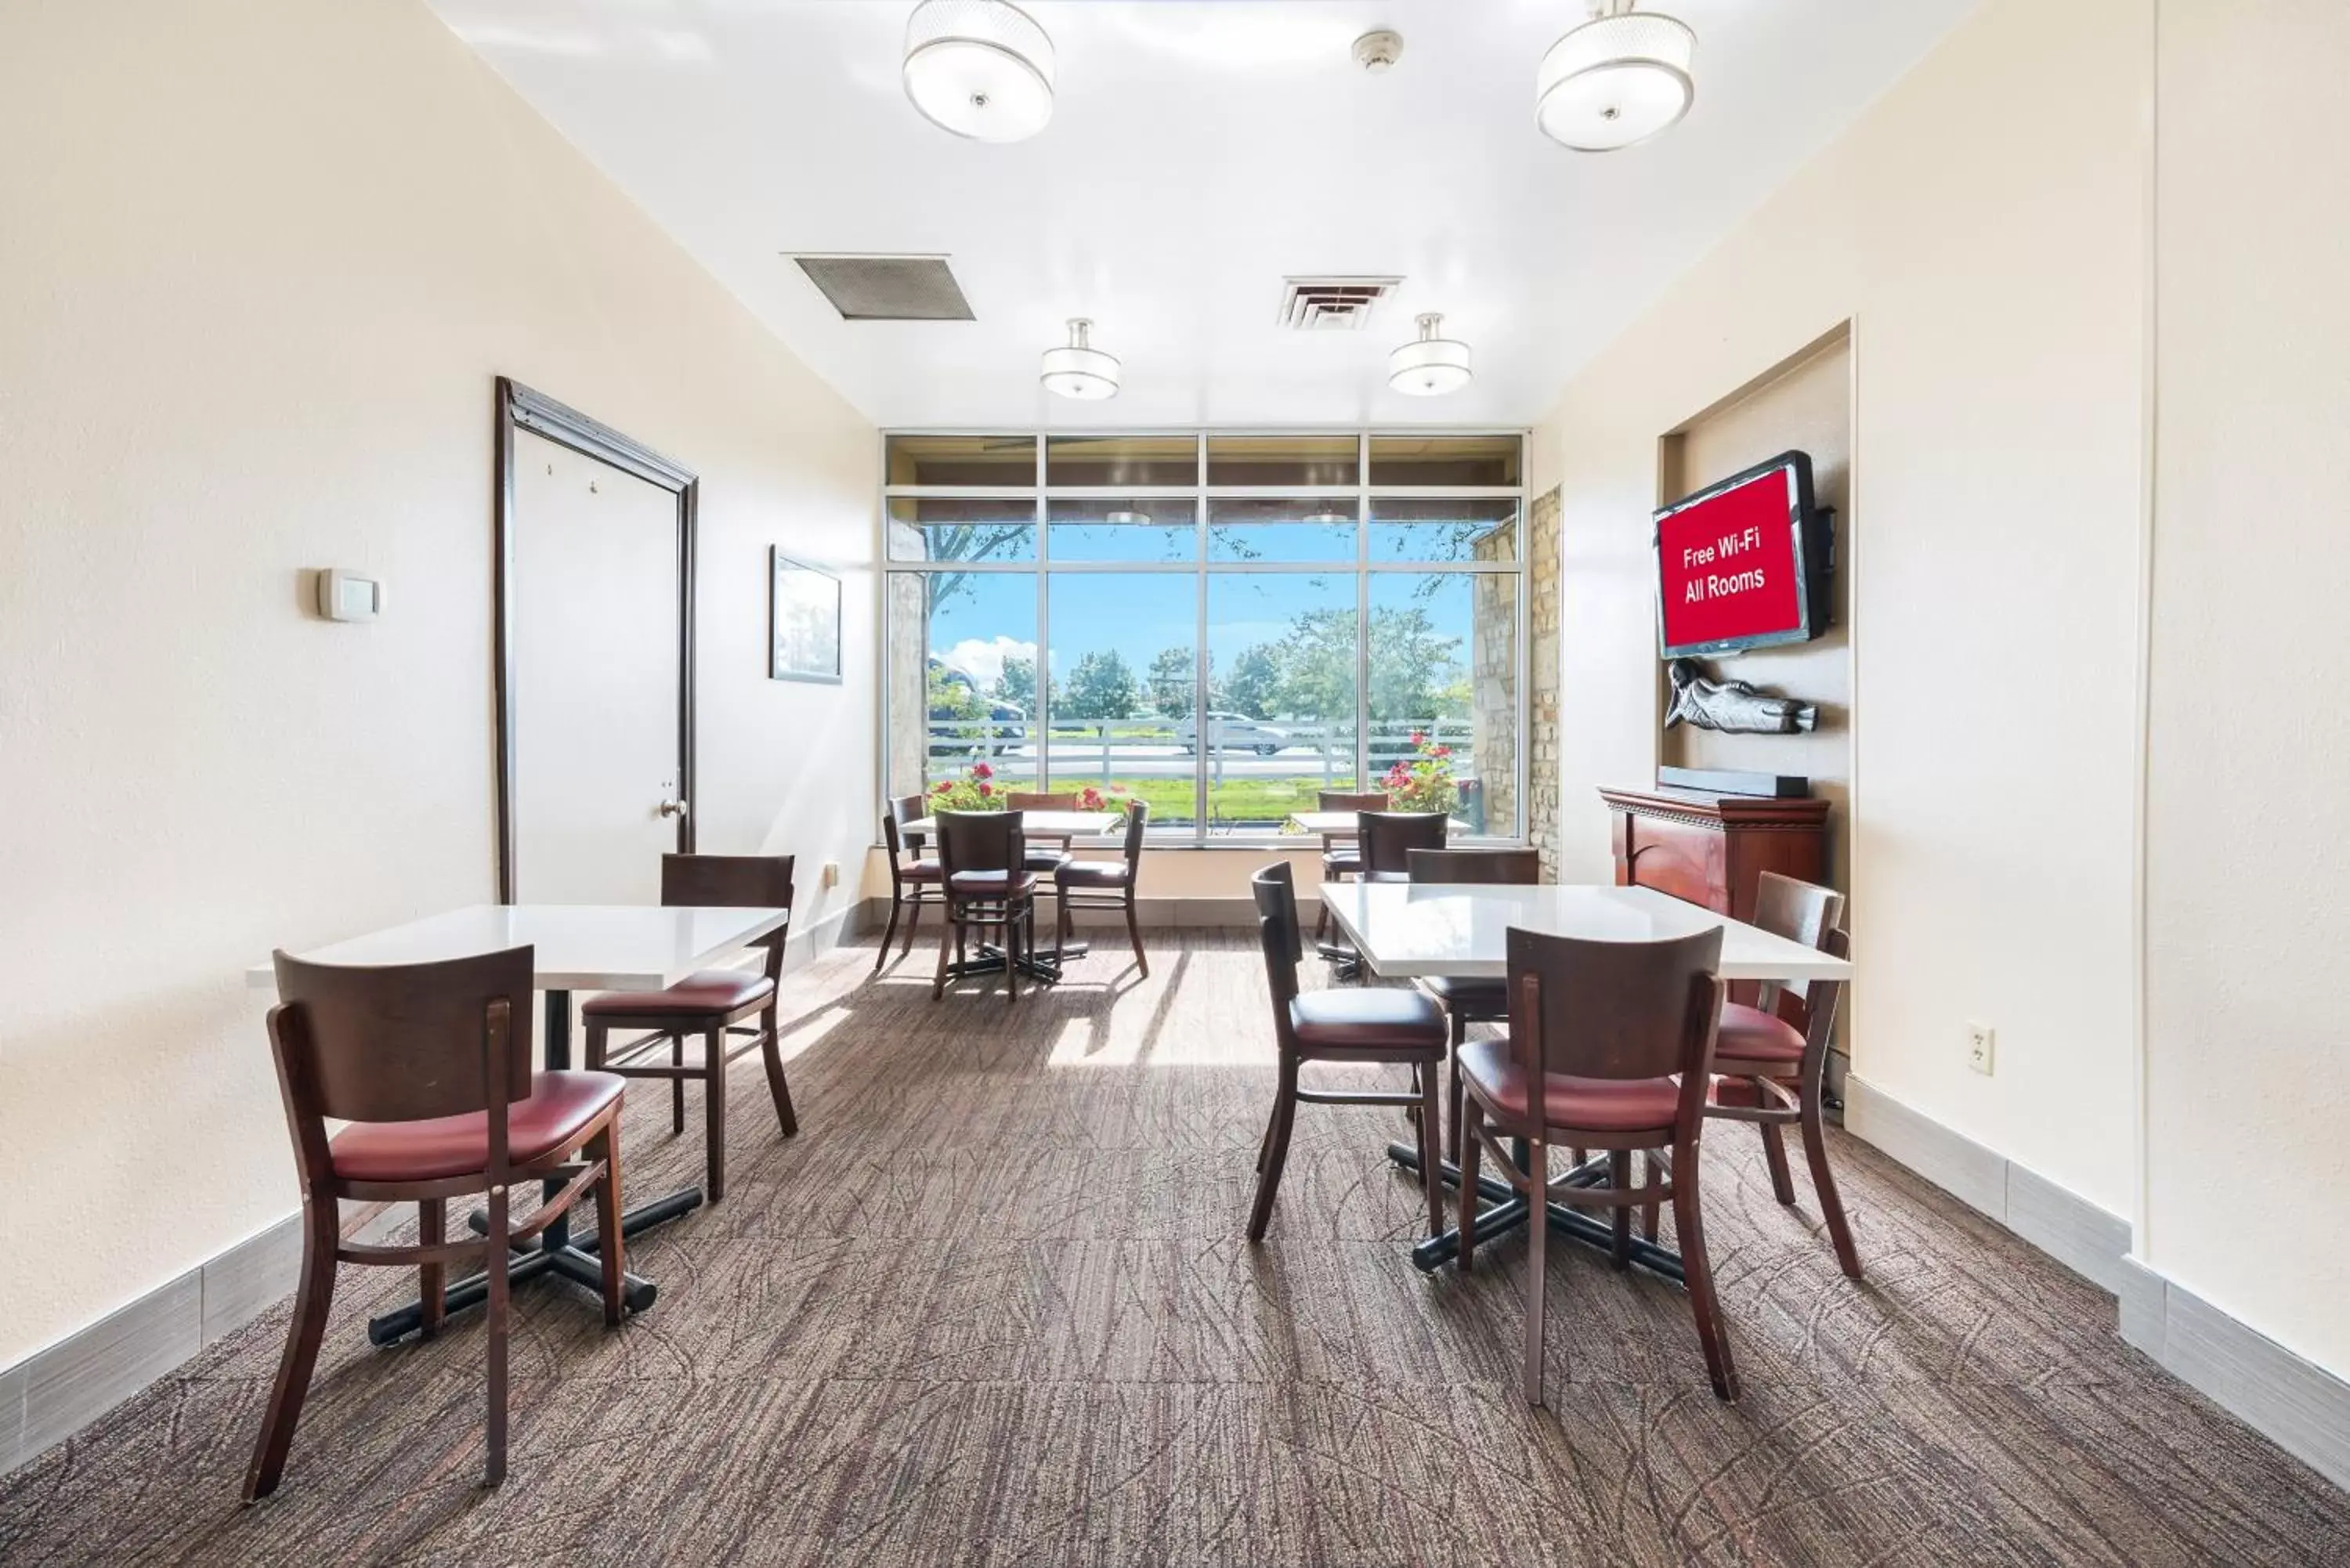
[
  {"left": 1842, "top": 1074, "right": 2131, "bottom": 1294},
  {"left": 2119, "top": 1258, "right": 2350, "bottom": 1493}
]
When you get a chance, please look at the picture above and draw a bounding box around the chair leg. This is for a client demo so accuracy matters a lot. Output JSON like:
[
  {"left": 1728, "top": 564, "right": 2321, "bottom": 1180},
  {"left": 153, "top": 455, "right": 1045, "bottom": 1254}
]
[
  {"left": 1417, "top": 1056, "right": 1444, "bottom": 1238},
  {"left": 1799, "top": 1093, "right": 1863, "bottom": 1280},
  {"left": 873, "top": 891, "right": 902, "bottom": 973},
  {"left": 1610, "top": 1151, "right": 1632, "bottom": 1270},
  {"left": 241, "top": 1197, "right": 338, "bottom": 1502},
  {"left": 1761, "top": 1121, "right": 1797, "bottom": 1205},
  {"left": 1456, "top": 1104, "right": 1483, "bottom": 1272},
  {"left": 483, "top": 1180, "right": 510, "bottom": 1486},
  {"left": 1523, "top": 1137, "right": 1549, "bottom": 1407},
  {"left": 1640, "top": 1151, "right": 1662, "bottom": 1242},
  {"left": 901, "top": 894, "right": 924, "bottom": 959},
  {"left": 1672, "top": 1143, "right": 1738, "bottom": 1401},
  {"left": 1446, "top": 1012, "right": 1466, "bottom": 1165},
  {"left": 1005, "top": 907, "right": 1022, "bottom": 1003},
  {"left": 591, "top": 1126, "right": 626, "bottom": 1326},
  {"left": 760, "top": 1000, "right": 797, "bottom": 1137},
  {"left": 1246, "top": 1056, "right": 1300, "bottom": 1242},
  {"left": 703, "top": 1024, "right": 727, "bottom": 1202},
  {"left": 418, "top": 1198, "right": 446, "bottom": 1339},
  {"left": 932, "top": 909, "right": 955, "bottom": 1001},
  {"left": 1125, "top": 894, "right": 1148, "bottom": 977},
  {"left": 669, "top": 1034, "right": 684, "bottom": 1136}
]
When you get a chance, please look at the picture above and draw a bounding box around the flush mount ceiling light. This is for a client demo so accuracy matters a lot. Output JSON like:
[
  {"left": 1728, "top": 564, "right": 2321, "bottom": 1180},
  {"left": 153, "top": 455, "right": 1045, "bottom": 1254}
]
[
  {"left": 1303, "top": 506, "right": 1353, "bottom": 525},
  {"left": 1104, "top": 509, "right": 1148, "bottom": 525},
  {"left": 1041, "top": 318, "right": 1119, "bottom": 400},
  {"left": 1387, "top": 313, "right": 1472, "bottom": 397},
  {"left": 903, "top": 0, "right": 1055, "bottom": 143},
  {"left": 1536, "top": 1, "right": 1695, "bottom": 152}
]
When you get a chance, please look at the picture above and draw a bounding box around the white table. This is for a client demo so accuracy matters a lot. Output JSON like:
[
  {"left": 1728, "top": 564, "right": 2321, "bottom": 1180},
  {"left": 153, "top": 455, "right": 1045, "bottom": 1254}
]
[
  {"left": 903, "top": 809, "right": 1119, "bottom": 840},
  {"left": 1316, "top": 881, "right": 1853, "bottom": 1282},
  {"left": 1287, "top": 811, "right": 1466, "bottom": 837},
  {"left": 1318, "top": 882, "right": 1852, "bottom": 985},
  {"left": 251, "top": 902, "right": 787, "bottom": 1342}
]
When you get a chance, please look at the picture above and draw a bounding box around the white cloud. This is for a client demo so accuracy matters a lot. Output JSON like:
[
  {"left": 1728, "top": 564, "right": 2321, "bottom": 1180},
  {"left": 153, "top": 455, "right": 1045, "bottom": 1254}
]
[{"left": 936, "top": 636, "right": 1036, "bottom": 694}]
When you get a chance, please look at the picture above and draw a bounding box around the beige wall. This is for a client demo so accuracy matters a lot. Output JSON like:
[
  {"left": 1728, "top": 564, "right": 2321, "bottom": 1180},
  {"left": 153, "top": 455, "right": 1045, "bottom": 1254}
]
[
  {"left": 0, "top": 0, "right": 877, "bottom": 1367},
  {"left": 1534, "top": 0, "right": 2152, "bottom": 1217},
  {"left": 2145, "top": 0, "right": 2350, "bottom": 1375}
]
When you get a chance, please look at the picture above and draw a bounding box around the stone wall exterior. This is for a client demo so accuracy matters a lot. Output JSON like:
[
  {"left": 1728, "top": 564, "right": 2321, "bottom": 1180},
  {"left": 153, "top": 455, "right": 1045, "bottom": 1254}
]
[
  {"left": 1470, "top": 522, "right": 1519, "bottom": 837},
  {"left": 1527, "top": 486, "right": 1562, "bottom": 881}
]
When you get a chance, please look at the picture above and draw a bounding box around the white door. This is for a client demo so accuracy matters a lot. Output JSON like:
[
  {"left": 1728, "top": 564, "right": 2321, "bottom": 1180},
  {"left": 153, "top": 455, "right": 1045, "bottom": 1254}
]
[{"left": 510, "top": 428, "right": 682, "bottom": 904}]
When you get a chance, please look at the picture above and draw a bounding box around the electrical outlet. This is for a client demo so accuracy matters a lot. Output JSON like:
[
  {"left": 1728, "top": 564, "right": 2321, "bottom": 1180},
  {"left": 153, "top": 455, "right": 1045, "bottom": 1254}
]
[
  {"left": 820, "top": 860, "right": 840, "bottom": 889},
  {"left": 1966, "top": 1022, "right": 1995, "bottom": 1075}
]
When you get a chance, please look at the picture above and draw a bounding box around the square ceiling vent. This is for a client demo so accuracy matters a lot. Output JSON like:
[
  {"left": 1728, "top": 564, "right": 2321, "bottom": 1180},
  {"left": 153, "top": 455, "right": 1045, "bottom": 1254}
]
[
  {"left": 1277, "top": 276, "right": 1403, "bottom": 331},
  {"left": 790, "top": 254, "right": 974, "bottom": 321}
]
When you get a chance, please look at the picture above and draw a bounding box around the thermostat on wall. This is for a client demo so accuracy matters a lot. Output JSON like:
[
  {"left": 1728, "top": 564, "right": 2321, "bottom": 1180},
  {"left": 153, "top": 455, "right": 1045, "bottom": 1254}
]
[{"left": 316, "top": 569, "right": 383, "bottom": 623}]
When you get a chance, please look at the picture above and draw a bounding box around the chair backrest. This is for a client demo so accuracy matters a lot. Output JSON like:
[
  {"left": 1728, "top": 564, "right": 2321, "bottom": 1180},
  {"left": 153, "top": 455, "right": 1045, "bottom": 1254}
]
[
  {"left": 1358, "top": 811, "right": 1448, "bottom": 876},
  {"left": 1318, "top": 790, "right": 1388, "bottom": 814},
  {"left": 1249, "top": 862, "right": 1302, "bottom": 1024},
  {"left": 270, "top": 945, "right": 534, "bottom": 1127},
  {"left": 1405, "top": 847, "right": 1540, "bottom": 885},
  {"left": 1117, "top": 798, "right": 1151, "bottom": 868},
  {"left": 1504, "top": 926, "right": 1723, "bottom": 1125},
  {"left": 1006, "top": 791, "right": 1076, "bottom": 811},
  {"left": 1750, "top": 870, "right": 1846, "bottom": 1015},
  {"left": 885, "top": 794, "right": 929, "bottom": 860},
  {"left": 937, "top": 809, "right": 1025, "bottom": 882}
]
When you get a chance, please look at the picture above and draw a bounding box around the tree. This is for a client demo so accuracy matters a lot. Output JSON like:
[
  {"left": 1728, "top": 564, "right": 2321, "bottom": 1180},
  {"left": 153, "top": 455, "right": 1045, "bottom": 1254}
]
[
  {"left": 1221, "top": 645, "right": 1279, "bottom": 718},
  {"left": 1365, "top": 606, "right": 1467, "bottom": 723},
  {"left": 1057, "top": 649, "right": 1139, "bottom": 720},
  {"left": 925, "top": 661, "right": 982, "bottom": 721},
  {"left": 996, "top": 653, "right": 1036, "bottom": 711},
  {"left": 1146, "top": 646, "right": 1197, "bottom": 717},
  {"left": 1267, "top": 608, "right": 1358, "bottom": 722}
]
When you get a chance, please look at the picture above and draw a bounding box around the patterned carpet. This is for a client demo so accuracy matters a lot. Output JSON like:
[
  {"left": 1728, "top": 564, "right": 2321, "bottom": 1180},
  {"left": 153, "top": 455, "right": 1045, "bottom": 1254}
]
[{"left": 4, "top": 930, "right": 2347, "bottom": 1566}]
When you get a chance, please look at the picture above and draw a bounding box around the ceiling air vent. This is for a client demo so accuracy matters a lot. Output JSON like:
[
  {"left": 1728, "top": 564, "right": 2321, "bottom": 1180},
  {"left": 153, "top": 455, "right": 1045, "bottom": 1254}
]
[
  {"left": 789, "top": 254, "right": 975, "bottom": 321},
  {"left": 1276, "top": 276, "right": 1403, "bottom": 331}
]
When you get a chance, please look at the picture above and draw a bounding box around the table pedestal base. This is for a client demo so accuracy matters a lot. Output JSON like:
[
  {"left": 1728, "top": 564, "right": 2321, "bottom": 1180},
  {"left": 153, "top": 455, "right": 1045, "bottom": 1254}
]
[{"left": 1388, "top": 1140, "right": 1687, "bottom": 1286}]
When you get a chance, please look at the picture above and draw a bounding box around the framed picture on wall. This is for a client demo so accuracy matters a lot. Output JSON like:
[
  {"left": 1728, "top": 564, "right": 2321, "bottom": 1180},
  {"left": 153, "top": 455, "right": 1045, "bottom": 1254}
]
[{"left": 769, "top": 549, "right": 842, "bottom": 684}]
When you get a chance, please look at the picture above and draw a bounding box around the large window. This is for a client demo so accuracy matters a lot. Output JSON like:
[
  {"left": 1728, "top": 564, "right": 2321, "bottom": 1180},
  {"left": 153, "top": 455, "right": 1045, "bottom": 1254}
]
[{"left": 883, "top": 432, "right": 1525, "bottom": 843}]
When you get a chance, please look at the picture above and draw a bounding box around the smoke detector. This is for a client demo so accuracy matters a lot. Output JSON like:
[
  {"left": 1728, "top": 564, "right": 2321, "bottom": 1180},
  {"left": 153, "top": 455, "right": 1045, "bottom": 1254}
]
[{"left": 1354, "top": 30, "right": 1403, "bottom": 74}]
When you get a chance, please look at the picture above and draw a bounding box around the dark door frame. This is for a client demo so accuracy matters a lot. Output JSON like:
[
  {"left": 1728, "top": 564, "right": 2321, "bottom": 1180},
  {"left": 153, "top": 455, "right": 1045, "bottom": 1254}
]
[{"left": 494, "top": 376, "right": 699, "bottom": 903}]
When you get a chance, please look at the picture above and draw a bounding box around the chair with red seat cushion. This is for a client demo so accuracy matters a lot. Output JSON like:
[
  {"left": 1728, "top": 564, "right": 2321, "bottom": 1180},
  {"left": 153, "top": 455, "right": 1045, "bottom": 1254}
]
[
  {"left": 582, "top": 854, "right": 796, "bottom": 1204},
  {"left": 1456, "top": 923, "right": 1735, "bottom": 1406},
  {"left": 873, "top": 795, "right": 944, "bottom": 973},
  {"left": 932, "top": 809, "right": 1039, "bottom": 1002},
  {"left": 1405, "top": 847, "right": 1543, "bottom": 1162},
  {"left": 1690, "top": 871, "right": 1860, "bottom": 1279},
  {"left": 1053, "top": 799, "right": 1152, "bottom": 975},
  {"left": 246, "top": 945, "right": 627, "bottom": 1501},
  {"left": 1245, "top": 863, "right": 1449, "bottom": 1242},
  {"left": 1311, "top": 790, "right": 1389, "bottom": 941}
]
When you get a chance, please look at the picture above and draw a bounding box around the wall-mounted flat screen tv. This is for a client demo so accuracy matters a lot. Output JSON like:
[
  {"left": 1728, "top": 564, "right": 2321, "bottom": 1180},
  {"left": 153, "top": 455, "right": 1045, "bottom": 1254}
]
[{"left": 1654, "top": 450, "right": 1831, "bottom": 659}]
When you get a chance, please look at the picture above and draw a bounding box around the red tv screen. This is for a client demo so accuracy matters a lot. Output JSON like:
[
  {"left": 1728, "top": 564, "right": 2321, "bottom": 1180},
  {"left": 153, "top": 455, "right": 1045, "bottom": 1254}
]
[{"left": 1654, "top": 452, "right": 1824, "bottom": 658}]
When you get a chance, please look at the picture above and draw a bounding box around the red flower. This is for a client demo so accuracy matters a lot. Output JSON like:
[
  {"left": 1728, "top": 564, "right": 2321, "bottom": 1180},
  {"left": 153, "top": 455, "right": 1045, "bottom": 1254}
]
[
  {"left": 1077, "top": 787, "right": 1102, "bottom": 809},
  {"left": 931, "top": 780, "right": 952, "bottom": 795},
  {"left": 1433, "top": 745, "right": 1453, "bottom": 760},
  {"left": 977, "top": 780, "right": 993, "bottom": 797},
  {"left": 971, "top": 761, "right": 994, "bottom": 780},
  {"left": 1410, "top": 731, "right": 1426, "bottom": 747}
]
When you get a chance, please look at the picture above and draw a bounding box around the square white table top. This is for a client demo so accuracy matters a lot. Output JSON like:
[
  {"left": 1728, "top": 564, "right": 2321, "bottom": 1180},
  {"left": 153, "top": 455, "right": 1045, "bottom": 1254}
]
[
  {"left": 905, "top": 810, "right": 1120, "bottom": 839},
  {"left": 244, "top": 904, "right": 790, "bottom": 993},
  {"left": 1319, "top": 882, "right": 1853, "bottom": 985},
  {"left": 1289, "top": 811, "right": 1462, "bottom": 837}
]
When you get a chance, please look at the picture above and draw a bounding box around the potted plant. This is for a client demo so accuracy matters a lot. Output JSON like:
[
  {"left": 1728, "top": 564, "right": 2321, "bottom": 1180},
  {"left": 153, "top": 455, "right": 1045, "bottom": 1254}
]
[
  {"left": 927, "top": 760, "right": 1003, "bottom": 811},
  {"left": 1383, "top": 732, "right": 1461, "bottom": 816}
]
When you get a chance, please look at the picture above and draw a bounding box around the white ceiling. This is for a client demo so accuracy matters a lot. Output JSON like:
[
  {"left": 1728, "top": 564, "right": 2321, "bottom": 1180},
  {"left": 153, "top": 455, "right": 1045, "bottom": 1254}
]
[{"left": 427, "top": 0, "right": 1977, "bottom": 430}]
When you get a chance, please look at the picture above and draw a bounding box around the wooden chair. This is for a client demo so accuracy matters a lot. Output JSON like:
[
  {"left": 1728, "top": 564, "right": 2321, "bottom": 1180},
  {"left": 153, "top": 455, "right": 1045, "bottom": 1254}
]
[
  {"left": 934, "top": 809, "right": 1038, "bottom": 1001},
  {"left": 582, "top": 854, "right": 796, "bottom": 1203},
  {"left": 1356, "top": 810, "right": 1450, "bottom": 881},
  {"left": 873, "top": 795, "right": 942, "bottom": 972},
  {"left": 1246, "top": 863, "right": 1448, "bottom": 1241},
  {"left": 1672, "top": 873, "right": 1860, "bottom": 1277},
  {"left": 1405, "top": 847, "right": 1542, "bottom": 1162},
  {"left": 1312, "top": 789, "right": 1389, "bottom": 941},
  {"left": 1457, "top": 924, "right": 1734, "bottom": 1405},
  {"left": 247, "top": 945, "right": 627, "bottom": 1500},
  {"left": 1054, "top": 799, "right": 1151, "bottom": 974}
]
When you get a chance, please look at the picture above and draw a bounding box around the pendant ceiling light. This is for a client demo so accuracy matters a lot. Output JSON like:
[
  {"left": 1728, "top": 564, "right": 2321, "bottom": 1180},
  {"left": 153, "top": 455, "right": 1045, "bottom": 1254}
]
[
  {"left": 1041, "top": 318, "right": 1119, "bottom": 400},
  {"left": 1387, "top": 313, "right": 1472, "bottom": 397},
  {"left": 903, "top": 0, "right": 1055, "bottom": 143},
  {"left": 1536, "top": 1, "right": 1695, "bottom": 153}
]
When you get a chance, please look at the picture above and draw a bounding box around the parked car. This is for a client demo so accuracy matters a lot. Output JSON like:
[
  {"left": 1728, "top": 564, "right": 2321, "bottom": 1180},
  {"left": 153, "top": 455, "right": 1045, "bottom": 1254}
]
[
  {"left": 1175, "top": 711, "right": 1290, "bottom": 757},
  {"left": 931, "top": 695, "right": 1029, "bottom": 757}
]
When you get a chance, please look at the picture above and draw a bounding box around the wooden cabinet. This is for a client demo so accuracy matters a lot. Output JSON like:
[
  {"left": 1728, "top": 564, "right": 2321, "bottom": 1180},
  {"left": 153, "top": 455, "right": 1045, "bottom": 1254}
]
[{"left": 1600, "top": 785, "right": 1831, "bottom": 923}]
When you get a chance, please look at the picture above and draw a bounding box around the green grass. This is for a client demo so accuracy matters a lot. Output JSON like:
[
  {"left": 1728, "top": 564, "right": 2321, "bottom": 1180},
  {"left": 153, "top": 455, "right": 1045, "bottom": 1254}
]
[{"left": 1101, "top": 775, "right": 1351, "bottom": 829}]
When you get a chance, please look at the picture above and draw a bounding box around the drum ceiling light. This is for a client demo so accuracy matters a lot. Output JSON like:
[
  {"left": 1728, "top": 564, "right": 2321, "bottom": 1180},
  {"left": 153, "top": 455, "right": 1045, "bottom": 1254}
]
[
  {"left": 903, "top": 0, "right": 1055, "bottom": 143},
  {"left": 1536, "top": 1, "right": 1696, "bottom": 153},
  {"left": 1041, "top": 319, "right": 1119, "bottom": 400},
  {"left": 1387, "top": 313, "right": 1472, "bottom": 397}
]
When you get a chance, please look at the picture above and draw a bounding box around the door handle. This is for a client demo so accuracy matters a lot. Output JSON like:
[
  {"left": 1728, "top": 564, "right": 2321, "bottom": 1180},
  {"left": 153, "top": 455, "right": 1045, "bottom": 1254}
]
[{"left": 658, "top": 797, "right": 689, "bottom": 821}]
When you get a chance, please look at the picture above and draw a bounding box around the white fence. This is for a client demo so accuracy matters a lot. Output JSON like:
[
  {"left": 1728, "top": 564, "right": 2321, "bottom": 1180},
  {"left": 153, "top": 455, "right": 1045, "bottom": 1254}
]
[{"left": 924, "top": 717, "right": 1477, "bottom": 786}]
